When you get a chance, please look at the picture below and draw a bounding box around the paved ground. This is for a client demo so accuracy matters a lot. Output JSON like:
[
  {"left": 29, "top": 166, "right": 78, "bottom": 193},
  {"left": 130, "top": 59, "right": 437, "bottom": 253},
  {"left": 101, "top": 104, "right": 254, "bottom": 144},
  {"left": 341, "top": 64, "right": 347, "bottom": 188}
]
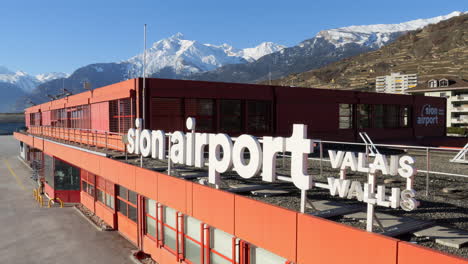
[{"left": 0, "top": 135, "right": 136, "bottom": 264}]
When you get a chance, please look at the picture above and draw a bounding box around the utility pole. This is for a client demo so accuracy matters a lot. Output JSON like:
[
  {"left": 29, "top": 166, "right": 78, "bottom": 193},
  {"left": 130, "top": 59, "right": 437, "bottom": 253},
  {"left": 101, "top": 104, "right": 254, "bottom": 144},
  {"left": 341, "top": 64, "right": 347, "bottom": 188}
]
[{"left": 140, "top": 24, "right": 147, "bottom": 168}]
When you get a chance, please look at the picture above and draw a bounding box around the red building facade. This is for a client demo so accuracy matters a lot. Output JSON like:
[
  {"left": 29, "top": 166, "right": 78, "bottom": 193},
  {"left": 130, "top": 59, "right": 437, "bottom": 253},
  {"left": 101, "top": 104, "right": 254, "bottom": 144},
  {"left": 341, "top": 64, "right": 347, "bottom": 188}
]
[{"left": 15, "top": 78, "right": 466, "bottom": 264}]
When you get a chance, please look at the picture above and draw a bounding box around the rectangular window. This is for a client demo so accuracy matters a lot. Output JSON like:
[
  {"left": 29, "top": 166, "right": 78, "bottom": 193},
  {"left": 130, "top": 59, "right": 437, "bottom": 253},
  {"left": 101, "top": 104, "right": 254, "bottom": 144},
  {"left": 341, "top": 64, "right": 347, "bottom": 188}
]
[
  {"left": 384, "top": 105, "right": 399, "bottom": 128},
  {"left": 163, "top": 206, "right": 177, "bottom": 251},
  {"left": 54, "top": 158, "right": 80, "bottom": 191},
  {"left": 185, "top": 99, "right": 215, "bottom": 132},
  {"left": 219, "top": 100, "right": 242, "bottom": 133},
  {"left": 95, "top": 176, "right": 114, "bottom": 209},
  {"left": 82, "top": 181, "right": 88, "bottom": 193},
  {"left": 151, "top": 97, "right": 184, "bottom": 132},
  {"left": 106, "top": 193, "right": 115, "bottom": 209},
  {"left": 250, "top": 246, "right": 287, "bottom": 264},
  {"left": 184, "top": 216, "right": 202, "bottom": 264},
  {"left": 81, "top": 171, "right": 95, "bottom": 197},
  {"left": 210, "top": 228, "right": 234, "bottom": 264},
  {"left": 401, "top": 106, "right": 411, "bottom": 128},
  {"left": 117, "top": 199, "right": 127, "bottom": 216},
  {"left": 374, "top": 105, "right": 384, "bottom": 128},
  {"left": 109, "top": 98, "right": 135, "bottom": 133},
  {"left": 339, "top": 104, "right": 353, "bottom": 129},
  {"left": 44, "top": 154, "right": 54, "bottom": 188},
  {"left": 358, "top": 104, "right": 371, "bottom": 129},
  {"left": 247, "top": 100, "right": 272, "bottom": 134},
  {"left": 145, "top": 198, "right": 157, "bottom": 239},
  {"left": 97, "top": 189, "right": 105, "bottom": 203},
  {"left": 116, "top": 186, "right": 137, "bottom": 223}
]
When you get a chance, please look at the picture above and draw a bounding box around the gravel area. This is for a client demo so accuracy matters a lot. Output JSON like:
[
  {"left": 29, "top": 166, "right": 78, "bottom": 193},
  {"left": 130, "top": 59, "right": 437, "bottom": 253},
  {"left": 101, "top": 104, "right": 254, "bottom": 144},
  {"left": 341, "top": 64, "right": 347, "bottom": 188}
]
[{"left": 76, "top": 204, "right": 113, "bottom": 231}]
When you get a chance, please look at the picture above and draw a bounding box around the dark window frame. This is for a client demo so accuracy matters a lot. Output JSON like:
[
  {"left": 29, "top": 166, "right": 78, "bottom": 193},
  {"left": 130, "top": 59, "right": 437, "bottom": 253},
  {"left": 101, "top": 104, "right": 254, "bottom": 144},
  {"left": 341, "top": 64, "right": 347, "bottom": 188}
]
[{"left": 116, "top": 186, "right": 138, "bottom": 223}]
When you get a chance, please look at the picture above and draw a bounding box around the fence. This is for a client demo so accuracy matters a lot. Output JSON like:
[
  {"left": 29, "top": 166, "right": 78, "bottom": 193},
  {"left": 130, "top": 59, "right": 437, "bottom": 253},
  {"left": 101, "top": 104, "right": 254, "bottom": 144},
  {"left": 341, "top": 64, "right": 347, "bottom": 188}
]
[
  {"left": 28, "top": 126, "right": 126, "bottom": 152},
  {"left": 27, "top": 126, "right": 468, "bottom": 196}
]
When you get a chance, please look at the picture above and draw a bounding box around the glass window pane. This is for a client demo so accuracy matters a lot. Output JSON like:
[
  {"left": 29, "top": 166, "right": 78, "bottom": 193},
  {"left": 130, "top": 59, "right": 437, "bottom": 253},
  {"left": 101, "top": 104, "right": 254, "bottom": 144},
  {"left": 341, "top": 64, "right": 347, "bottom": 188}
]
[
  {"left": 220, "top": 100, "right": 242, "bottom": 133},
  {"left": 146, "top": 216, "right": 156, "bottom": 238},
  {"left": 374, "top": 105, "right": 384, "bottom": 128},
  {"left": 97, "top": 189, "right": 105, "bottom": 203},
  {"left": 82, "top": 181, "right": 87, "bottom": 192},
  {"left": 163, "top": 226, "right": 177, "bottom": 250},
  {"left": 146, "top": 198, "right": 156, "bottom": 217},
  {"left": 128, "top": 205, "right": 137, "bottom": 222},
  {"left": 339, "top": 104, "right": 353, "bottom": 129},
  {"left": 117, "top": 199, "right": 127, "bottom": 216},
  {"left": 247, "top": 101, "right": 271, "bottom": 133},
  {"left": 118, "top": 186, "right": 128, "bottom": 200},
  {"left": 54, "top": 158, "right": 80, "bottom": 190},
  {"left": 128, "top": 190, "right": 137, "bottom": 205},
  {"left": 185, "top": 216, "right": 201, "bottom": 241},
  {"left": 44, "top": 154, "right": 54, "bottom": 188},
  {"left": 198, "top": 99, "right": 213, "bottom": 116},
  {"left": 358, "top": 105, "right": 370, "bottom": 128},
  {"left": 211, "top": 228, "right": 233, "bottom": 260},
  {"left": 88, "top": 184, "right": 95, "bottom": 197},
  {"left": 210, "top": 253, "right": 232, "bottom": 264},
  {"left": 251, "top": 246, "right": 287, "bottom": 264},
  {"left": 106, "top": 193, "right": 114, "bottom": 209},
  {"left": 185, "top": 238, "right": 201, "bottom": 264},
  {"left": 164, "top": 207, "right": 176, "bottom": 228}
]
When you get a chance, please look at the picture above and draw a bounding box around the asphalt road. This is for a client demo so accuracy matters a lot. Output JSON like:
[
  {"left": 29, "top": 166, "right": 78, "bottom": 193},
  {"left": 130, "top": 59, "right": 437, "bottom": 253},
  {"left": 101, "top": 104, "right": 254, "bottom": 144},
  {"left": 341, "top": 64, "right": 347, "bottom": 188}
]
[{"left": 0, "top": 135, "right": 136, "bottom": 264}]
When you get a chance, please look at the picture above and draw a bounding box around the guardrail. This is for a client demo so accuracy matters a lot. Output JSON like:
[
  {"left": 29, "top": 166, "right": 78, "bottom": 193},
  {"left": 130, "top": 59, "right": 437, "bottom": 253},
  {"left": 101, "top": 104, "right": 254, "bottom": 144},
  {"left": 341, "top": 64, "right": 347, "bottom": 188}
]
[
  {"left": 28, "top": 126, "right": 125, "bottom": 152},
  {"left": 27, "top": 126, "right": 467, "bottom": 197}
]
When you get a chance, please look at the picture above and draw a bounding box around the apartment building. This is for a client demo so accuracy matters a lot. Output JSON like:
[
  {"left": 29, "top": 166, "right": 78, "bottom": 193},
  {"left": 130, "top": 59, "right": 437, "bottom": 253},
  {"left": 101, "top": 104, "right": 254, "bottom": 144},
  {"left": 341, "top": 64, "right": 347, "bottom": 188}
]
[
  {"left": 407, "top": 78, "right": 468, "bottom": 128},
  {"left": 376, "top": 72, "right": 418, "bottom": 94}
]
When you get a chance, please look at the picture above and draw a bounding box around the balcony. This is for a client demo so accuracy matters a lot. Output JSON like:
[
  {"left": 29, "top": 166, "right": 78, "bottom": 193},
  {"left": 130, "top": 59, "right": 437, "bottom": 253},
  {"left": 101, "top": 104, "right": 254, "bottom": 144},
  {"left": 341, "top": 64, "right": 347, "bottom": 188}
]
[
  {"left": 450, "top": 106, "right": 468, "bottom": 112},
  {"left": 451, "top": 95, "right": 468, "bottom": 102},
  {"left": 451, "top": 116, "right": 468, "bottom": 124},
  {"left": 28, "top": 126, "right": 126, "bottom": 152}
]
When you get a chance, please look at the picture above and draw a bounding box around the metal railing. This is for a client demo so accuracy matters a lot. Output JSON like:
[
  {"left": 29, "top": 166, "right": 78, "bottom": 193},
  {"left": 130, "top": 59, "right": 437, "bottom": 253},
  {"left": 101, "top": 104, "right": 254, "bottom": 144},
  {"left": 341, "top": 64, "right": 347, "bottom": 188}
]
[
  {"left": 28, "top": 126, "right": 126, "bottom": 152},
  {"left": 27, "top": 126, "right": 467, "bottom": 197}
]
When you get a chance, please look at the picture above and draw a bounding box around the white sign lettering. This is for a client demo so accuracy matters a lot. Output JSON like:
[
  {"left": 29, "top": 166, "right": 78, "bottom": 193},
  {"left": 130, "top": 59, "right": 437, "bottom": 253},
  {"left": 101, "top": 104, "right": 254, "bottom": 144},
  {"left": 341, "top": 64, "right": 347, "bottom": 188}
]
[
  {"left": 127, "top": 118, "right": 314, "bottom": 190},
  {"left": 127, "top": 118, "right": 419, "bottom": 212}
]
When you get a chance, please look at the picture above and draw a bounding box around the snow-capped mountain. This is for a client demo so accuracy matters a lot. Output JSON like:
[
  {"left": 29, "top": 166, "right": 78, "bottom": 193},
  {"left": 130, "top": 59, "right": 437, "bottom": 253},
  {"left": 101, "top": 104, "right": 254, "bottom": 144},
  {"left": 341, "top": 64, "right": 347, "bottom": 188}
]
[
  {"left": 0, "top": 66, "right": 68, "bottom": 93},
  {"left": 15, "top": 10, "right": 464, "bottom": 112},
  {"left": 125, "top": 33, "right": 285, "bottom": 78},
  {"left": 35, "top": 72, "right": 69, "bottom": 83},
  {"left": 189, "top": 11, "right": 466, "bottom": 84},
  {"left": 237, "top": 42, "right": 287, "bottom": 61},
  {"left": 316, "top": 11, "right": 464, "bottom": 48}
]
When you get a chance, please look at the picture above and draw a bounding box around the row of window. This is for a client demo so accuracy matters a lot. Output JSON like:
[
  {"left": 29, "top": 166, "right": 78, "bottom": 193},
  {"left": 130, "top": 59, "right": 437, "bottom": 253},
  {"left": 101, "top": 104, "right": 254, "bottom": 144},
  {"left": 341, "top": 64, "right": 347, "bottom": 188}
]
[
  {"left": 151, "top": 98, "right": 272, "bottom": 135},
  {"left": 82, "top": 172, "right": 115, "bottom": 210},
  {"left": 144, "top": 197, "right": 289, "bottom": 264},
  {"left": 28, "top": 98, "right": 135, "bottom": 134},
  {"left": 339, "top": 104, "right": 411, "bottom": 129}
]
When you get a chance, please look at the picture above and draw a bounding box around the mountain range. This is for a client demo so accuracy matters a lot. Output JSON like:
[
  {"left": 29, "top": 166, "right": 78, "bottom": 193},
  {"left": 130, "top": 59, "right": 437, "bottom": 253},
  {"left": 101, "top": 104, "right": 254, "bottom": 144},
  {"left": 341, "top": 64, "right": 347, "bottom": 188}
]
[
  {"left": 187, "top": 11, "right": 464, "bottom": 84},
  {"left": 4, "top": 11, "right": 465, "bottom": 112},
  {"left": 271, "top": 13, "right": 468, "bottom": 90}
]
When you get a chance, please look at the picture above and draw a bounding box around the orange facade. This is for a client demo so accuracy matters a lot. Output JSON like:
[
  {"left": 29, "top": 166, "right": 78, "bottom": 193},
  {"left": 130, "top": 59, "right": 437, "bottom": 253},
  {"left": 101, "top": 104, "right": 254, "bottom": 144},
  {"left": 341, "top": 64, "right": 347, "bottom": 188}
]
[{"left": 15, "top": 132, "right": 467, "bottom": 264}]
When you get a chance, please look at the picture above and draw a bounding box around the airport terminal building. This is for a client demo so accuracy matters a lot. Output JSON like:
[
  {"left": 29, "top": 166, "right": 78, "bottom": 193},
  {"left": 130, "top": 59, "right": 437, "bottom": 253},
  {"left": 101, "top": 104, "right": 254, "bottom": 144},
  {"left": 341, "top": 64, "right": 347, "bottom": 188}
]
[{"left": 14, "top": 78, "right": 465, "bottom": 264}]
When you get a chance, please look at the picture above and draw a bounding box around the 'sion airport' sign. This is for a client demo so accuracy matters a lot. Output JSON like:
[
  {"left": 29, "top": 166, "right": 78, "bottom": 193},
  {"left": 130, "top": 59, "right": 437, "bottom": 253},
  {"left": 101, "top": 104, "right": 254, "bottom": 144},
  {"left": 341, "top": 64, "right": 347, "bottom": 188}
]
[{"left": 127, "top": 118, "right": 419, "bottom": 212}]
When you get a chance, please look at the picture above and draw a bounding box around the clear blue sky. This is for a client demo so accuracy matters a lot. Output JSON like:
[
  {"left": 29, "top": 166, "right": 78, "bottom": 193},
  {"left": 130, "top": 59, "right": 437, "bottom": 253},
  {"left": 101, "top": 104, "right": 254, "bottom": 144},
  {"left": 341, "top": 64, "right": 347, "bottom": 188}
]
[{"left": 0, "top": 0, "right": 466, "bottom": 75}]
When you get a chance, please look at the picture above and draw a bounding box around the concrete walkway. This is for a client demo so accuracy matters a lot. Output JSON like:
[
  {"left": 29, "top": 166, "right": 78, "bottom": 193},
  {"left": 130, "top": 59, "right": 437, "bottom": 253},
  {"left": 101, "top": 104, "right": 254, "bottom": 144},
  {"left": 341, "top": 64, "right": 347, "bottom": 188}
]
[{"left": 0, "top": 136, "right": 136, "bottom": 264}]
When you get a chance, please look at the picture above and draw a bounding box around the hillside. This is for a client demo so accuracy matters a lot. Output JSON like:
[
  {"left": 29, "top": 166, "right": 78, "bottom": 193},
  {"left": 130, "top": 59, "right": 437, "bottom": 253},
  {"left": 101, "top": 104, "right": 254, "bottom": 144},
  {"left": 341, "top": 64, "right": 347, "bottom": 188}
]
[
  {"left": 187, "top": 11, "right": 463, "bottom": 85},
  {"left": 271, "top": 14, "right": 468, "bottom": 90}
]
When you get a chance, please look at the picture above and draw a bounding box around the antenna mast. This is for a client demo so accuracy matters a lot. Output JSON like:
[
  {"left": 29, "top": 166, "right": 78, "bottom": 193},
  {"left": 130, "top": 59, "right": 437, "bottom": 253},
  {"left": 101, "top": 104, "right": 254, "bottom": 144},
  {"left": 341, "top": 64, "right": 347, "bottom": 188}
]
[{"left": 142, "top": 24, "right": 147, "bottom": 129}]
